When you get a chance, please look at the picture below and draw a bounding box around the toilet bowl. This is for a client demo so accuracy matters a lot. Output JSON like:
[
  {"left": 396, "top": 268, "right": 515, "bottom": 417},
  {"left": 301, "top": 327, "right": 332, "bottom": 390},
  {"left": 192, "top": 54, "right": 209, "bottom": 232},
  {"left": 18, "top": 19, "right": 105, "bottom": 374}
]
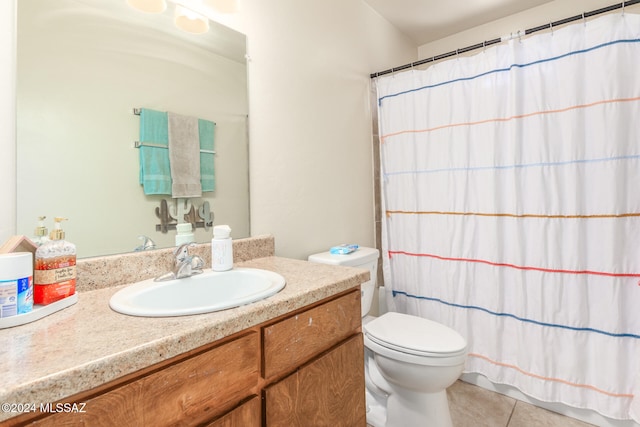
[
  {"left": 308, "top": 247, "right": 467, "bottom": 427},
  {"left": 364, "top": 312, "right": 467, "bottom": 427}
]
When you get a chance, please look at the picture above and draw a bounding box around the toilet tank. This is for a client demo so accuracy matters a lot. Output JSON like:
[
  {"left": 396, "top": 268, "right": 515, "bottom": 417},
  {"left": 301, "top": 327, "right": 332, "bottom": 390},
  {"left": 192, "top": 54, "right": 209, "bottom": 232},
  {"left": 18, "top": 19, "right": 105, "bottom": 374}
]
[{"left": 307, "top": 247, "right": 380, "bottom": 317}]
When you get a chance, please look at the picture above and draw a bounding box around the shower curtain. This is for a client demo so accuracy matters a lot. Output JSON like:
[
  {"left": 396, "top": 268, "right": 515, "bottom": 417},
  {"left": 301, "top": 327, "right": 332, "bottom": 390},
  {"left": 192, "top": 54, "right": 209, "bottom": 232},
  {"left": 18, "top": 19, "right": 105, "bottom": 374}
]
[{"left": 376, "top": 13, "right": 640, "bottom": 422}]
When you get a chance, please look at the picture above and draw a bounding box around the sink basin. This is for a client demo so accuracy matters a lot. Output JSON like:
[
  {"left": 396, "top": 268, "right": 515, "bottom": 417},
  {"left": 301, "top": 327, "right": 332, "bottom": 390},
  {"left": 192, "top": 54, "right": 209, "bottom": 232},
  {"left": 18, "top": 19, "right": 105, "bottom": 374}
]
[{"left": 109, "top": 268, "right": 286, "bottom": 317}]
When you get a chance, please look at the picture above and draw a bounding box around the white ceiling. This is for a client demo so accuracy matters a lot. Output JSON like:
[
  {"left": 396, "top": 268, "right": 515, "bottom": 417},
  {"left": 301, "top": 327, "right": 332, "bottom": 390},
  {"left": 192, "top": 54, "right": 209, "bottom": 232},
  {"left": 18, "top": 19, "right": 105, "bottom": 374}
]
[{"left": 363, "top": 0, "right": 554, "bottom": 45}]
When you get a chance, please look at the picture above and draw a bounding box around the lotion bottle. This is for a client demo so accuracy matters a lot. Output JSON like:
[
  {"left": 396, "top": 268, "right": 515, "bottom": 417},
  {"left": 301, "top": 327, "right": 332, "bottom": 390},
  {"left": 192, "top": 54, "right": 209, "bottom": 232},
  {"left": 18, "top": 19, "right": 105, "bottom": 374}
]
[
  {"left": 34, "top": 217, "right": 76, "bottom": 305},
  {"left": 211, "top": 225, "right": 233, "bottom": 271}
]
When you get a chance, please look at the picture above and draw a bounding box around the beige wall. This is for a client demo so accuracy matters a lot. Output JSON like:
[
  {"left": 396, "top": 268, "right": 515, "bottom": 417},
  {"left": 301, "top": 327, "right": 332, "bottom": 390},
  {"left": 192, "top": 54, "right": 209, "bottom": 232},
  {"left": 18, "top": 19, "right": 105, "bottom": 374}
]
[
  {"left": 237, "top": 0, "right": 417, "bottom": 259},
  {"left": 0, "top": 1, "right": 16, "bottom": 245}
]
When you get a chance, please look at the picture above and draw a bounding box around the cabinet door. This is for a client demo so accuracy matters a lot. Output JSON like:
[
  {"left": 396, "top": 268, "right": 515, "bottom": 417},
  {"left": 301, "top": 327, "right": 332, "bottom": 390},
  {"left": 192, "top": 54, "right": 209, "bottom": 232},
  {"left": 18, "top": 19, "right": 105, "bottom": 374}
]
[
  {"left": 264, "top": 334, "right": 366, "bottom": 427},
  {"left": 204, "top": 395, "right": 261, "bottom": 427},
  {"left": 30, "top": 332, "right": 260, "bottom": 427}
]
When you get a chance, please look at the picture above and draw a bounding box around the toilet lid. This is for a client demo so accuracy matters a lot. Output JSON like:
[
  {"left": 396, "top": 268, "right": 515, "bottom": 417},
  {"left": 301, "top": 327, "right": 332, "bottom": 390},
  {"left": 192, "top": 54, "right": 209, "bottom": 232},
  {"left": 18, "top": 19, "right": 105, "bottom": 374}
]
[{"left": 364, "top": 312, "right": 466, "bottom": 357}]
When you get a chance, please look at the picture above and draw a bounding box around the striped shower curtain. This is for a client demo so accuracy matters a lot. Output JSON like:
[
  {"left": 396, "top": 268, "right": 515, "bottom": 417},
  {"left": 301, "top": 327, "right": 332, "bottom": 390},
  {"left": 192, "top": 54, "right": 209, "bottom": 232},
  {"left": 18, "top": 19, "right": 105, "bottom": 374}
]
[{"left": 376, "top": 13, "right": 640, "bottom": 422}]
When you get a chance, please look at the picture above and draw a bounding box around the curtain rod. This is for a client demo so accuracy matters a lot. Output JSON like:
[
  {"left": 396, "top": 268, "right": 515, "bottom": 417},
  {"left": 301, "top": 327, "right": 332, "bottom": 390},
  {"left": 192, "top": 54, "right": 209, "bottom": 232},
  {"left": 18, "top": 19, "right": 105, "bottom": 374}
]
[{"left": 370, "top": 0, "right": 639, "bottom": 78}]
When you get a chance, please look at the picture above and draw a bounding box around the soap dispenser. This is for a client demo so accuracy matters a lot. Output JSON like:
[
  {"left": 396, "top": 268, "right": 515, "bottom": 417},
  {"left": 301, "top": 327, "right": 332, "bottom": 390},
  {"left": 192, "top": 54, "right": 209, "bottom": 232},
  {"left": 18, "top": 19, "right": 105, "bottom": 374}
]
[
  {"left": 34, "top": 217, "right": 76, "bottom": 305},
  {"left": 211, "top": 225, "right": 233, "bottom": 271},
  {"left": 175, "top": 222, "right": 195, "bottom": 246},
  {"left": 33, "top": 216, "right": 49, "bottom": 246}
]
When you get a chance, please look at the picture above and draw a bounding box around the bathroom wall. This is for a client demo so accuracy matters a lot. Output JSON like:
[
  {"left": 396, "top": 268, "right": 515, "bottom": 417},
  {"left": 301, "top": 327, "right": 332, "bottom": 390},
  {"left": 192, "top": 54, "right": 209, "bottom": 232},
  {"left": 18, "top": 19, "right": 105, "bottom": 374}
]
[
  {"left": 0, "top": 0, "right": 416, "bottom": 260},
  {"left": 0, "top": 2, "right": 16, "bottom": 245},
  {"left": 218, "top": 0, "right": 417, "bottom": 259}
]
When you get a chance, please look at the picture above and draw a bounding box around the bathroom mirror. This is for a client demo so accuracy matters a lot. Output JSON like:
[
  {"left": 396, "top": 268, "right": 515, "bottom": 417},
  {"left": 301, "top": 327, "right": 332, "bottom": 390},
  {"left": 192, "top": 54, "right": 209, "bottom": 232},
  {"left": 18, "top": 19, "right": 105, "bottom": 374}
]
[{"left": 16, "top": 0, "right": 249, "bottom": 258}]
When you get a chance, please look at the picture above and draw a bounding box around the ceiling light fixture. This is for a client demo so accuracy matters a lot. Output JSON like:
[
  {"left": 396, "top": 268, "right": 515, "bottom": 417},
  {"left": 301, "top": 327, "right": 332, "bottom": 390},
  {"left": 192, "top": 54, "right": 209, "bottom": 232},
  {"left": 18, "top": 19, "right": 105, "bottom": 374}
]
[
  {"left": 174, "top": 5, "right": 210, "bottom": 34},
  {"left": 126, "top": 0, "right": 167, "bottom": 13}
]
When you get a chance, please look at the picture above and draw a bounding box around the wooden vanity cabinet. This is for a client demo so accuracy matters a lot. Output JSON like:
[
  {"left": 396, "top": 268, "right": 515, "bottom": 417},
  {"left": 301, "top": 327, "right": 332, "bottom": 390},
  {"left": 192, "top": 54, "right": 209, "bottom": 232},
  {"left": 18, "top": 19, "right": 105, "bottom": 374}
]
[
  {"left": 262, "top": 288, "right": 362, "bottom": 379},
  {"left": 264, "top": 334, "right": 365, "bottom": 426},
  {"left": 21, "top": 331, "right": 261, "bottom": 427},
  {"left": 262, "top": 289, "right": 366, "bottom": 426},
  {"left": 204, "top": 396, "right": 261, "bottom": 427},
  {"left": 7, "top": 289, "right": 364, "bottom": 427}
]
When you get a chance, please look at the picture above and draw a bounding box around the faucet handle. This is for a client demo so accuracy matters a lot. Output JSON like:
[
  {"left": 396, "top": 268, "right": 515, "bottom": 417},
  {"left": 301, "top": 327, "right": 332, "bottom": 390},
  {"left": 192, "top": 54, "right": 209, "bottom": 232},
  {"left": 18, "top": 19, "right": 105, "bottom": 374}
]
[
  {"left": 191, "top": 255, "right": 204, "bottom": 271},
  {"left": 174, "top": 242, "right": 195, "bottom": 263},
  {"left": 154, "top": 243, "right": 200, "bottom": 282}
]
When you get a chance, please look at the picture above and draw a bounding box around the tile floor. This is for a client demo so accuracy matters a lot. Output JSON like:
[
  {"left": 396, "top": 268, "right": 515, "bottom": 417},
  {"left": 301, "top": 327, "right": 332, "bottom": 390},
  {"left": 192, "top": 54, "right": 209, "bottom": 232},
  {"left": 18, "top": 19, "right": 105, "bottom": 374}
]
[
  {"left": 447, "top": 380, "right": 595, "bottom": 427},
  {"left": 368, "top": 380, "right": 596, "bottom": 426}
]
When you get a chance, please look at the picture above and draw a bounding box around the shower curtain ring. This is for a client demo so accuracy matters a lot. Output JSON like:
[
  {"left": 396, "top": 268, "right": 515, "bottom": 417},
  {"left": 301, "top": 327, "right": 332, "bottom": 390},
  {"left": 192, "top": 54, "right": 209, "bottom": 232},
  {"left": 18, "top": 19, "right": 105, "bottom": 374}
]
[
  {"left": 582, "top": 12, "right": 586, "bottom": 26},
  {"left": 549, "top": 22, "right": 554, "bottom": 36}
]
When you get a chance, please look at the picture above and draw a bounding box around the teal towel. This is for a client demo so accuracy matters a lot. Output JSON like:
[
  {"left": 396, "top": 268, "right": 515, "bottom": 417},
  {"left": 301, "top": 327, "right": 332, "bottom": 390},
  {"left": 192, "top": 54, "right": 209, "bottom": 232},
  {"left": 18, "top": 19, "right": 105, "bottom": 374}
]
[
  {"left": 139, "top": 108, "right": 172, "bottom": 195},
  {"left": 199, "top": 118, "right": 215, "bottom": 192}
]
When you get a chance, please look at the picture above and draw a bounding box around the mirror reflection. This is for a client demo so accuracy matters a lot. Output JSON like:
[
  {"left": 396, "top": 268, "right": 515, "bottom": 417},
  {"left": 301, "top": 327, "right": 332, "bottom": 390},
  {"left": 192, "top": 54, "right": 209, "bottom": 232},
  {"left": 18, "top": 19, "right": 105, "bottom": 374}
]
[{"left": 16, "top": 0, "right": 250, "bottom": 259}]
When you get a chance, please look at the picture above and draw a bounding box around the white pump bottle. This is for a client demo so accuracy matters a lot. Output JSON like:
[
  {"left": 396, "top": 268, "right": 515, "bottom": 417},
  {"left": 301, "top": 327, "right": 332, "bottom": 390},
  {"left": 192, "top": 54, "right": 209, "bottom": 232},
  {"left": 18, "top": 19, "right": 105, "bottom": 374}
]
[{"left": 211, "top": 225, "right": 233, "bottom": 271}]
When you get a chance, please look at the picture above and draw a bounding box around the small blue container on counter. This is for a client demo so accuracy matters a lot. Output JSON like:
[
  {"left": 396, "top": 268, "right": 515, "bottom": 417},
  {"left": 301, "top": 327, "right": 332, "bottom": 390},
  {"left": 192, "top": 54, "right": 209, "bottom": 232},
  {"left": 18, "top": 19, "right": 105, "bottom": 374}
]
[{"left": 0, "top": 252, "right": 34, "bottom": 318}]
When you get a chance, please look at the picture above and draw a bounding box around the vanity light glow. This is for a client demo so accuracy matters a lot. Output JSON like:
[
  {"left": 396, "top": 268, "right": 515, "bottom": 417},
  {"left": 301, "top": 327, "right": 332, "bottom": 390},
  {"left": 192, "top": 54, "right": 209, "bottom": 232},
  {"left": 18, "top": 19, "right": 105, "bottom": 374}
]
[{"left": 174, "top": 5, "right": 210, "bottom": 34}]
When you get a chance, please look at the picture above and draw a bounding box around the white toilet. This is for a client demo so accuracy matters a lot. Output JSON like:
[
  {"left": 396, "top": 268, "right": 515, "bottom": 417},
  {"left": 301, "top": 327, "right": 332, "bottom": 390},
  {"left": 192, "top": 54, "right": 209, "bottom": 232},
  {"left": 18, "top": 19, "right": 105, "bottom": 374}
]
[{"left": 308, "top": 247, "right": 467, "bottom": 427}]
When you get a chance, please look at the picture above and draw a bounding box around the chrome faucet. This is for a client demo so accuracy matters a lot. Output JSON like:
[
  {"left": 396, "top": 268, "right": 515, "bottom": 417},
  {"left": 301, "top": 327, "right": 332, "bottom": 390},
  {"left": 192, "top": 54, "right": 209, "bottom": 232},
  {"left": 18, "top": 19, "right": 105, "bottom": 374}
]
[
  {"left": 154, "top": 243, "right": 204, "bottom": 282},
  {"left": 134, "top": 235, "right": 156, "bottom": 251}
]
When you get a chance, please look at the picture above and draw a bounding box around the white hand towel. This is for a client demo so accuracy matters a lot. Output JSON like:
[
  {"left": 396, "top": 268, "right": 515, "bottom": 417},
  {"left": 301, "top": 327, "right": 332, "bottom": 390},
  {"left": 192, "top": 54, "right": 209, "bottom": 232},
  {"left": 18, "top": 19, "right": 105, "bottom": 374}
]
[{"left": 168, "top": 112, "right": 202, "bottom": 198}]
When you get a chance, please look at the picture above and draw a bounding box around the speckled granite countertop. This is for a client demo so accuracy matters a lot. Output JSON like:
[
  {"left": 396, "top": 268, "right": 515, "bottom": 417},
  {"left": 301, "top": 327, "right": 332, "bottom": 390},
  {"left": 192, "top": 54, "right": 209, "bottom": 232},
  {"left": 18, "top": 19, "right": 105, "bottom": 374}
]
[{"left": 0, "top": 237, "right": 368, "bottom": 422}]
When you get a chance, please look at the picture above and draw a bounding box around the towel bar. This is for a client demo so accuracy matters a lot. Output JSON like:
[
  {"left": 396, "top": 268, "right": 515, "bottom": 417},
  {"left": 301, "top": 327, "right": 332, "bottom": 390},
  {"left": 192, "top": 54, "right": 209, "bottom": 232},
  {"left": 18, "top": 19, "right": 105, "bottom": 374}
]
[
  {"left": 134, "top": 140, "right": 215, "bottom": 154},
  {"left": 132, "top": 108, "right": 216, "bottom": 125}
]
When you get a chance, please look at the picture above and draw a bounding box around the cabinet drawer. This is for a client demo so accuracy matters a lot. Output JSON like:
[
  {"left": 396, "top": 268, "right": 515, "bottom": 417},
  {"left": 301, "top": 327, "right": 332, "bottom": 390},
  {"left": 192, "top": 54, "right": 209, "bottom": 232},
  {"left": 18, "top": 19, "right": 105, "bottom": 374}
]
[
  {"left": 263, "top": 289, "right": 361, "bottom": 379},
  {"left": 32, "top": 332, "right": 260, "bottom": 427},
  {"left": 264, "top": 333, "right": 366, "bottom": 427}
]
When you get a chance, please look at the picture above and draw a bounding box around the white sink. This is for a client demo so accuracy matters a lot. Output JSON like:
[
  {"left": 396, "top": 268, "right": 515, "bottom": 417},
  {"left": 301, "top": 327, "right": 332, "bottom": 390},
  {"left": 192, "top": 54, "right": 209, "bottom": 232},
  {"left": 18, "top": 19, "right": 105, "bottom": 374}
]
[{"left": 109, "top": 268, "right": 286, "bottom": 317}]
